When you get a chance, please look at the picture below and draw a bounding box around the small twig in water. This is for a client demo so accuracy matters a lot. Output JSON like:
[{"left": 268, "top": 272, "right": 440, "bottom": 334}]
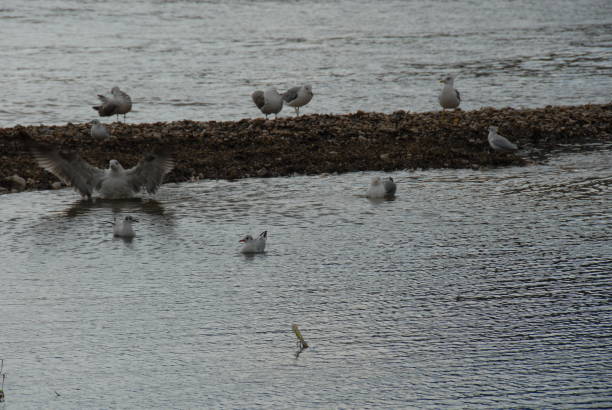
[{"left": 292, "top": 324, "right": 309, "bottom": 358}]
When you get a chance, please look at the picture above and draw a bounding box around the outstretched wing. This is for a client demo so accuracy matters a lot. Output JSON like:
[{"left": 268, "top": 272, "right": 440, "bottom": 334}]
[
  {"left": 251, "top": 91, "right": 265, "bottom": 109},
  {"left": 282, "top": 87, "right": 300, "bottom": 103},
  {"left": 125, "top": 150, "right": 174, "bottom": 194},
  {"left": 28, "top": 140, "right": 105, "bottom": 197},
  {"left": 93, "top": 97, "right": 118, "bottom": 116}
]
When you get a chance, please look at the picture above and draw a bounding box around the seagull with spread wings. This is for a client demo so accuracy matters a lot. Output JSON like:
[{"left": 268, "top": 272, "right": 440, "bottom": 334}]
[{"left": 22, "top": 131, "right": 174, "bottom": 199}]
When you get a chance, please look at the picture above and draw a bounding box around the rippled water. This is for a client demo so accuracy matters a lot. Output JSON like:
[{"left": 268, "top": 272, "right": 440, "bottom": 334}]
[
  {"left": 1, "top": 0, "right": 611, "bottom": 127},
  {"left": 1, "top": 147, "right": 611, "bottom": 408}
]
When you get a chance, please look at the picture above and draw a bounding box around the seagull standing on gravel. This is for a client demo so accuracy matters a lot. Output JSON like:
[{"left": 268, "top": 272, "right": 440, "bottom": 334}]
[
  {"left": 366, "top": 176, "right": 397, "bottom": 199},
  {"left": 239, "top": 231, "right": 267, "bottom": 254},
  {"left": 252, "top": 87, "right": 283, "bottom": 119},
  {"left": 93, "top": 86, "right": 132, "bottom": 121},
  {"left": 90, "top": 120, "right": 111, "bottom": 139},
  {"left": 24, "top": 131, "right": 174, "bottom": 199},
  {"left": 488, "top": 126, "right": 518, "bottom": 152},
  {"left": 113, "top": 215, "right": 138, "bottom": 238},
  {"left": 282, "top": 85, "right": 313, "bottom": 116},
  {"left": 438, "top": 74, "right": 460, "bottom": 110}
]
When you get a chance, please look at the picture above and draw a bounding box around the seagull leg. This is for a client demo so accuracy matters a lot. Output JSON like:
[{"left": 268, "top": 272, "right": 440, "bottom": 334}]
[{"left": 295, "top": 107, "right": 300, "bottom": 116}]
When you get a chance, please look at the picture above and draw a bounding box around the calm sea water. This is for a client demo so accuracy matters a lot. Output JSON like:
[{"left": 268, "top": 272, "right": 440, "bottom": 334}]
[
  {"left": 1, "top": 146, "right": 611, "bottom": 408},
  {"left": 0, "top": 0, "right": 611, "bottom": 127}
]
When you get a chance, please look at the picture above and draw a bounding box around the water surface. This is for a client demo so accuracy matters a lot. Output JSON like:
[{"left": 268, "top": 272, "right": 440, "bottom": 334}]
[
  {"left": 0, "top": 0, "right": 611, "bottom": 126},
  {"left": 1, "top": 147, "right": 611, "bottom": 408}
]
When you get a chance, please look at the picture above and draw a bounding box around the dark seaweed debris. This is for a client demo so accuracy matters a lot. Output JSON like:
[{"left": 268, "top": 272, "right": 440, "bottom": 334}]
[{"left": 1, "top": 103, "right": 611, "bottom": 193}]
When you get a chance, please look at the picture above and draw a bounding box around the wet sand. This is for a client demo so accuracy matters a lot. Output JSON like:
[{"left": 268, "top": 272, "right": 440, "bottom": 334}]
[{"left": 1, "top": 104, "right": 611, "bottom": 193}]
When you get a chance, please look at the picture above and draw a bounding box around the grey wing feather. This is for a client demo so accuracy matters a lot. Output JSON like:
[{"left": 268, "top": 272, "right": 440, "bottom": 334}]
[
  {"left": 125, "top": 151, "right": 175, "bottom": 194},
  {"left": 494, "top": 136, "right": 518, "bottom": 151},
  {"left": 455, "top": 89, "right": 461, "bottom": 101},
  {"left": 93, "top": 100, "right": 118, "bottom": 116},
  {"left": 383, "top": 178, "right": 397, "bottom": 196},
  {"left": 30, "top": 143, "right": 105, "bottom": 197},
  {"left": 282, "top": 87, "right": 300, "bottom": 103},
  {"left": 251, "top": 91, "right": 265, "bottom": 109}
]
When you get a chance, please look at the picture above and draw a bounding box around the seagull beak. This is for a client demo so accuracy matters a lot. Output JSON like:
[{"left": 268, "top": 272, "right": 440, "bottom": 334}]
[{"left": 239, "top": 239, "right": 246, "bottom": 243}]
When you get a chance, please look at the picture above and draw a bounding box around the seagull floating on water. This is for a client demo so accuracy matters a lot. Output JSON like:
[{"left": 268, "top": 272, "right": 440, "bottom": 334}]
[
  {"left": 90, "top": 119, "right": 110, "bottom": 139},
  {"left": 113, "top": 215, "right": 138, "bottom": 238},
  {"left": 366, "top": 176, "right": 397, "bottom": 199},
  {"left": 23, "top": 131, "right": 174, "bottom": 199},
  {"left": 93, "top": 86, "right": 132, "bottom": 121},
  {"left": 239, "top": 231, "right": 267, "bottom": 254},
  {"left": 488, "top": 126, "right": 518, "bottom": 152},
  {"left": 252, "top": 87, "right": 283, "bottom": 119},
  {"left": 282, "top": 85, "right": 313, "bottom": 116},
  {"left": 438, "top": 74, "right": 460, "bottom": 110}
]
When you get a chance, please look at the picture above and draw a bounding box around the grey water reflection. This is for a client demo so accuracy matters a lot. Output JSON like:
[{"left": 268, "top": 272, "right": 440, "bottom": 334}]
[{"left": 1, "top": 147, "right": 611, "bottom": 408}]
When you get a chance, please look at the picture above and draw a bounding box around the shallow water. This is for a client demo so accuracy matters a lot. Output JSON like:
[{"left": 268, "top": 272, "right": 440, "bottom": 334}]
[
  {"left": 1, "top": 147, "right": 611, "bottom": 408},
  {"left": 1, "top": 0, "right": 611, "bottom": 127}
]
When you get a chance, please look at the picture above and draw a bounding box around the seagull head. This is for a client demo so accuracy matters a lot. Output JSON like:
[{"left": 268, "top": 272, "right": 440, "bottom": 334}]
[
  {"left": 124, "top": 216, "right": 138, "bottom": 223},
  {"left": 91, "top": 119, "right": 100, "bottom": 125},
  {"left": 110, "top": 86, "right": 121, "bottom": 94},
  {"left": 108, "top": 159, "right": 123, "bottom": 171},
  {"left": 440, "top": 74, "right": 456, "bottom": 84},
  {"left": 488, "top": 126, "right": 498, "bottom": 133},
  {"left": 304, "top": 84, "right": 313, "bottom": 95},
  {"left": 239, "top": 235, "right": 254, "bottom": 243},
  {"left": 371, "top": 176, "right": 382, "bottom": 186}
]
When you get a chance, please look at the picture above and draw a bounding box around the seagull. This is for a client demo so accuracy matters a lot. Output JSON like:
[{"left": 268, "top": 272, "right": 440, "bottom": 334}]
[
  {"left": 252, "top": 87, "right": 283, "bottom": 119},
  {"left": 23, "top": 132, "right": 174, "bottom": 199},
  {"left": 90, "top": 119, "right": 111, "bottom": 139},
  {"left": 282, "top": 85, "right": 313, "bottom": 116},
  {"left": 93, "top": 86, "right": 132, "bottom": 121},
  {"left": 239, "top": 231, "right": 267, "bottom": 254},
  {"left": 488, "top": 126, "right": 518, "bottom": 152},
  {"left": 438, "top": 74, "right": 460, "bottom": 110},
  {"left": 113, "top": 215, "right": 137, "bottom": 238},
  {"left": 366, "top": 176, "right": 397, "bottom": 199}
]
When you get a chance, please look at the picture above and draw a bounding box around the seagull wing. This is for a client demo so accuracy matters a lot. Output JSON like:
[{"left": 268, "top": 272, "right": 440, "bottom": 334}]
[
  {"left": 251, "top": 91, "right": 265, "bottom": 109},
  {"left": 494, "top": 135, "right": 518, "bottom": 151},
  {"left": 29, "top": 142, "right": 105, "bottom": 197},
  {"left": 282, "top": 87, "right": 300, "bottom": 103},
  {"left": 125, "top": 150, "right": 174, "bottom": 194},
  {"left": 93, "top": 96, "right": 118, "bottom": 116}
]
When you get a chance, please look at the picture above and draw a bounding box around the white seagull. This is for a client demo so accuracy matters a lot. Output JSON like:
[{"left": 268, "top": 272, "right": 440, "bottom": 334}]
[
  {"left": 252, "top": 87, "right": 283, "bottom": 119},
  {"left": 438, "top": 74, "right": 460, "bottom": 110},
  {"left": 26, "top": 134, "right": 174, "bottom": 200},
  {"left": 113, "top": 215, "right": 138, "bottom": 238},
  {"left": 282, "top": 85, "right": 313, "bottom": 116},
  {"left": 488, "top": 126, "right": 518, "bottom": 152},
  {"left": 90, "top": 119, "right": 111, "bottom": 139},
  {"left": 93, "top": 86, "right": 132, "bottom": 121},
  {"left": 367, "top": 176, "right": 397, "bottom": 199},
  {"left": 239, "top": 231, "right": 267, "bottom": 254}
]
